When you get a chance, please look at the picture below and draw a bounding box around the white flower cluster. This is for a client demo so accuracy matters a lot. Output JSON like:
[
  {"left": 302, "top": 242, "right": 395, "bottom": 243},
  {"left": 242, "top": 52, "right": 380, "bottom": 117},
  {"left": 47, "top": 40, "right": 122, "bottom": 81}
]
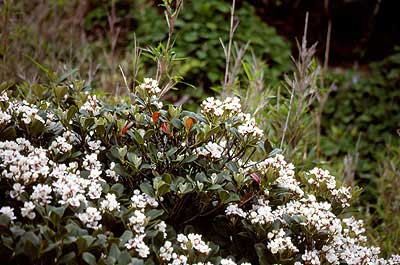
[
  {"left": 307, "top": 167, "right": 352, "bottom": 208},
  {"left": 0, "top": 110, "right": 12, "bottom": 124},
  {"left": 0, "top": 95, "right": 47, "bottom": 125},
  {"left": 124, "top": 189, "right": 160, "bottom": 258},
  {"left": 8, "top": 100, "right": 45, "bottom": 124},
  {"left": 51, "top": 163, "right": 89, "bottom": 207},
  {"left": 105, "top": 162, "right": 119, "bottom": 181},
  {"left": 195, "top": 141, "right": 224, "bottom": 159},
  {"left": 200, "top": 97, "right": 264, "bottom": 139},
  {"left": 301, "top": 249, "right": 321, "bottom": 264},
  {"left": 0, "top": 206, "right": 16, "bottom": 221},
  {"left": 87, "top": 139, "right": 105, "bottom": 153},
  {"left": 80, "top": 95, "right": 101, "bottom": 115},
  {"left": 137, "top": 78, "right": 161, "bottom": 95},
  {"left": 49, "top": 131, "right": 76, "bottom": 154},
  {"left": 51, "top": 153, "right": 105, "bottom": 209},
  {"left": 201, "top": 97, "right": 241, "bottom": 117},
  {"left": 219, "top": 259, "right": 251, "bottom": 265},
  {"left": 0, "top": 138, "right": 49, "bottom": 185},
  {"left": 30, "top": 183, "right": 52, "bottom": 206},
  {"left": 267, "top": 228, "right": 299, "bottom": 254},
  {"left": 248, "top": 199, "right": 274, "bottom": 225},
  {"left": 0, "top": 137, "right": 125, "bottom": 229},
  {"left": 237, "top": 113, "right": 264, "bottom": 139},
  {"left": 155, "top": 221, "right": 167, "bottom": 239},
  {"left": 100, "top": 193, "right": 120, "bottom": 212},
  {"left": 226, "top": 204, "right": 247, "bottom": 218},
  {"left": 0, "top": 91, "right": 9, "bottom": 102},
  {"left": 125, "top": 234, "right": 150, "bottom": 258},
  {"left": 21, "top": 201, "right": 36, "bottom": 219},
  {"left": 129, "top": 210, "right": 147, "bottom": 233},
  {"left": 130, "top": 189, "right": 159, "bottom": 209},
  {"left": 159, "top": 233, "right": 211, "bottom": 265},
  {"left": 159, "top": 241, "right": 174, "bottom": 261},
  {"left": 177, "top": 233, "right": 211, "bottom": 254},
  {"left": 225, "top": 155, "right": 400, "bottom": 264},
  {"left": 77, "top": 207, "right": 102, "bottom": 230},
  {"left": 257, "top": 154, "right": 304, "bottom": 197},
  {"left": 160, "top": 240, "right": 188, "bottom": 265}
]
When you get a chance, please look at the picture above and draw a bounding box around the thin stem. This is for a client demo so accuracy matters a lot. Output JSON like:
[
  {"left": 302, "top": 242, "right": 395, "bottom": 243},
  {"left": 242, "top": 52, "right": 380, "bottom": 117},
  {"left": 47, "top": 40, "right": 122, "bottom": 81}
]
[
  {"left": 222, "top": 0, "right": 236, "bottom": 96},
  {"left": 280, "top": 86, "right": 295, "bottom": 149}
]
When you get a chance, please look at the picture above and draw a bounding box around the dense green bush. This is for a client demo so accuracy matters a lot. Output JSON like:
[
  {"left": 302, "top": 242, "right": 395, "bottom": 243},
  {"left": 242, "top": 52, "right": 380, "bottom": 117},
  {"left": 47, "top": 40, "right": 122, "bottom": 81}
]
[
  {"left": 321, "top": 50, "right": 400, "bottom": 197},
  {"left": 0, "top": 74, "right": 399, "bottom": 264},
  {"left": 84, "top": 0, "right": 291, "bottom": 91}
]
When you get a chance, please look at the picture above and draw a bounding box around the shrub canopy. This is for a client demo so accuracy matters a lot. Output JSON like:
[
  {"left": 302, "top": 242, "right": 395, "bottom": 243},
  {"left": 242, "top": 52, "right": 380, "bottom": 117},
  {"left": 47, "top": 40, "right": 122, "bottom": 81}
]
[{"left": 0, "top": 79, "right": 398, "bottom": 264}]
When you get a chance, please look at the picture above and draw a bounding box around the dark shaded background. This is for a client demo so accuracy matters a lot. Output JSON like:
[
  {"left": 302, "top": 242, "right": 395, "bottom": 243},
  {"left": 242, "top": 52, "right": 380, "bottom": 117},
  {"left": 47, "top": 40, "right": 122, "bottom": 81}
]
[{"left": 250, "top": 0, "right": 400, "bottom": 65}]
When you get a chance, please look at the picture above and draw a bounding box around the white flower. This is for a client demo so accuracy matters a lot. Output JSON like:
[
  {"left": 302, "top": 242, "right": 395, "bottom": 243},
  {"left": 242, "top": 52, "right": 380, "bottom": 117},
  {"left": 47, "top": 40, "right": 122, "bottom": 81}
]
[
  {"left": 267, "top": 229, "right": 298, "bottom": 254},
  {"left": 49, "top": 135, "right": 73, "bottom": 154},
  {"left": 138, "top": 78, "right": 161, "bottom": 95},
  {"left": 225, "top": 204, "right": 247, "bottom": 218},
  {"left": 105, "top": 162, "right": 119, "bottom": 181},
  {"left": 220, "top": 259, "right": 237, "bottom": 265},
  {"left": 170, "top": 253, "right": 188, "bottom": 265},
  {"left": 87, "top": 182, "right": 102, "bottom": 199},
  {"left": 10, "top": 183, "right": 25, "bottom": 200},
  {"left": 21, "top": 201, "right": 36, "bottom": 220},
  {"left": 0, "top": 110, "right": 11, "bottom": 124},
  {"left": 195, "top": 141, "right": 224, "bottom": 159},
  {"left": 187, "top": 233, "right": 211, "bottom": 254},
  {"left": 80, "top": 95, "right": 101, "bottom": 115},
  {"left": 302, "top": 250, "right": 320, "bottom": 265},
  {"left": 87, "top": 139, "right": 105, "bottom": 152},
  {"left": 130, "top": 189, "right": 158, "bottom": 209},
  {"left": 129, "top": 210, "right": 147, "bottom": 234},
  {"left": 0, "top": 91, "right": 9, "bottom": 102},
  {"left": 0, "top": 206, "right": 16, "bottom": 221},
  {"left": 77, "top": 207, "right": 102, "bottom": 229},
  {"left": 100, "top": 193, "right": 120, "bottom": 212},
  {"left": 30, "top": 184, "right": 52, "bottom": 206},
  {"left": 125, "top": 234, "right": 150, "bottom": 258},
  {"left": 155, "top": 221, "right": 167, "bottom": 239},
  {"left": 160, "top": 241, "right": 174, "bottom": 261}
]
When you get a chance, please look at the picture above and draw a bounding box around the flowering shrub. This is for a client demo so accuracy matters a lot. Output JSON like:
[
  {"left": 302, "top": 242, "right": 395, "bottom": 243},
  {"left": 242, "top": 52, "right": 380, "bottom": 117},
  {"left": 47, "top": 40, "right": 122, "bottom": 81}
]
[{"left": 0, "top": 79, "right": 399, "bottom": 264}]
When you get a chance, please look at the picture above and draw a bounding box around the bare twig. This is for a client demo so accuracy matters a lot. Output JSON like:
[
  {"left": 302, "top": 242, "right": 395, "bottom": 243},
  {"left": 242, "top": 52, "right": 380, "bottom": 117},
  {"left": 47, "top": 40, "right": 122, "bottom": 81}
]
[
  {"left": 222, "top": 0, "right": 238, "bottom": 96},
  {"left": 280, "top": 12, "right": 310, "bottom": 150}
]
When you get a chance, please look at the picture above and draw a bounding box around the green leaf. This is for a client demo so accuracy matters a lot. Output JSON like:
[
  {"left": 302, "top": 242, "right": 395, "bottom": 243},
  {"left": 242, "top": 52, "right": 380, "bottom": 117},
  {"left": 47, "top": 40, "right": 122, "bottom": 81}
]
[
  {"left": 118, "top": 146, "right": 128, "bottom": 160},
  {"left": 0, "top": 214, "right": 11, "bottom": 227},
  {"left": 166, "top": 147, "right": 178, "bottom": 157},
  {"left": 67, "top": 105, "right": 78, "bottom": 121},
  {"left": 0, "top": 126, "right": 16, "bottom": 140},
  {"left": 82, "top": 252, "right": 97, "bottom": 265},
  {"left": 109, "top": 243, "right": 121, "bottom": 260},
  {"left": 119, "top": 231, "right": 133, "bottom": 248},
  {"left": 227, "top": 192, "right": 240, "bottom": 203},
  {"left": 127, "top": 152, "right": 142, "bottom": 169},
  {"left": 140, "top": 182, "right": 154, "bottom": 197},
  {"left": 111, "top": 183, "right": 124, "bottom": 196},
  {"left": 254, "top": 243, "right": 268, "bottom": 265},
  {"left": 117, "top": 250, "right": 132, "bottom": 265},
  {"left": 181, "top": 154, "right": 197, "bottom": 164},
  {"left": 59, "top": 252, "right": 76, "bottom": 264},
  {"left": 56, "top": 68, "right": 79, "bottom": 84},
  {"left": 170, "top": 118, "right": 182, "bottom": 129},
  {"left": 145, "top": 209, "right": 164, "bottom": 220}
]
